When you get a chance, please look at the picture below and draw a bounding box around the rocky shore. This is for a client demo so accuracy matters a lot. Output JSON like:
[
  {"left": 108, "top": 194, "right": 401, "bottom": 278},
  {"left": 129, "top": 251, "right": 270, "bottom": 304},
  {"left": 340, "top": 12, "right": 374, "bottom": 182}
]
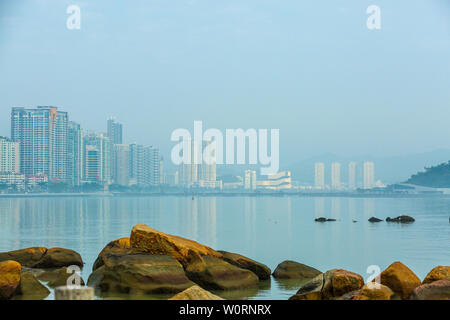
[{"left": 0, "top": 224, "right": 449, "bottom": 300}]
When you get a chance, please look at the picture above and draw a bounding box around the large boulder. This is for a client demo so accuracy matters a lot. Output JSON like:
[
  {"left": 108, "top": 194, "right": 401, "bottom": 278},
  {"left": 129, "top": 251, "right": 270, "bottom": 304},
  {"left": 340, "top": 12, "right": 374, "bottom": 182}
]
[
  {"left": 0, "top": 247, "right": 47, "bottom": 267},
  {"left": 15, "top": 272, "right": 50, "bottom": 300},
  {"left": 351, "top": 283, "right": 395, "bottom": 300},
  {"left": 289, "top": 269, "right": 364, "bottom": 300},
  {"left": 93, "top": 238, "right": 131, "bottom": 271},
  {"left": 218, "top": 251, "right": 271, "bottom": 280},
  {"left": 33, "top": 248, "right": 83, "bottom": 268},
  {"left": 130, "top": 224, "right": 222, "bottom": 267},
  {"left": 185, "top": 256, "right": 259, "bottom": 291},
  {"left": 409, "top": 280, "right": 450, "bottom": 300},
  {"left": 422, "top": 266, "right": 450, "bottom": 284},
  {"left": 0, "top": 260, "right": 21, "bottom": 300},
  {"left": 169, "top": 285, "right": 224, "bottom": 300},
  {"left": 87, "top": 253, "right": 195, "bottom": 295},
  {"left": 380, "top": 261, "right": 421, "bottom": 299},
  {"left": 272, "top": 260, "right": 321, "bottom": 280}
]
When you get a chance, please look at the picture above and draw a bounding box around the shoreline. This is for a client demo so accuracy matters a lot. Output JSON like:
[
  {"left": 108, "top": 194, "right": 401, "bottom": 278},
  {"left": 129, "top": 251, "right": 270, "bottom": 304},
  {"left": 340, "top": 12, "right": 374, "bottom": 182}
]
[{"left": 1, "top": 192, "right": 450, "bottom": 199}]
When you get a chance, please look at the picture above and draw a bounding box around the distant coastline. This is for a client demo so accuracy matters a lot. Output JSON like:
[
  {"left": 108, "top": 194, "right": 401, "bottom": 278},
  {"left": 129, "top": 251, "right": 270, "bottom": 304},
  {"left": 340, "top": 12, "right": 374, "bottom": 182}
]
[{"left": 1, "top": 191, "right": 450, "bottom": 199}]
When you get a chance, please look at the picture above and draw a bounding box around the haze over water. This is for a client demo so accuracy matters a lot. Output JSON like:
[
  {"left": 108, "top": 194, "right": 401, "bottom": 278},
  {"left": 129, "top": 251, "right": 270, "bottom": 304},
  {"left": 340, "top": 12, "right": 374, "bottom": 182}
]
[{"left": 0, "top": 195, "right": 448, "bottom": 299}]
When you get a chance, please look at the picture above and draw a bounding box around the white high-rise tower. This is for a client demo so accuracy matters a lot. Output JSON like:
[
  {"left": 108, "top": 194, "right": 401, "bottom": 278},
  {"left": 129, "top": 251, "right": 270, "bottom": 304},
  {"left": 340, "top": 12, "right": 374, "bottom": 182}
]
[
  {"left": 314, "top": 162, "right": 325, "bottom": 189},
  {"left": 363, "top": 162, "right": 375, "bottom": 189},
  {"left": 331, "top": 162, "right": 341, "bottom": 190}
]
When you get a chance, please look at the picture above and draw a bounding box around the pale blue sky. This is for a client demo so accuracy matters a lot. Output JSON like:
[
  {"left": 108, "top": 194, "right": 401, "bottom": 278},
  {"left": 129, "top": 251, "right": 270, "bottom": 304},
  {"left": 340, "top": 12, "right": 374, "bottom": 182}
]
[{"left": 0, "top": 0, "right": 449, "bottom": 166}]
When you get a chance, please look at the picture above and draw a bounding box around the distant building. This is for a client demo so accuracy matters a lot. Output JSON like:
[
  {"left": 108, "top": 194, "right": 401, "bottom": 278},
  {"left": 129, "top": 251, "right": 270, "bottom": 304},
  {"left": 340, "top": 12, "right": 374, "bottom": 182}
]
[
  {"left": 363, "top": 161, "right": 375, "bottom": 189},
  {"left": 348, "top": 162, "right": 356, "bottom": 190},
  {"left": 11, "top": 106, "right": 68, "bottom": 182},
  {"left": 314, "top": 162, "right": 325, "bottom": 189},
  {"left": 114, "top": 144, "right": 130, "bottom": 186},
  {"left": 0, "top": 137, "right": 20, "bottom": 174},
  {"left": 331, "top": 162, "right": 341, "bottom": 190},
  {"left": 199, "top": 140, "right": 219, "bottom": 189},
  {"left": 67, "top": 122, "right": 83, "bottom": 186},
  {"left": 83, "top": 133, "right": 112, "bottom": 184},
  {"left": 144, "top": 146, "right": 161, "bottom": 187},
  {"left": 179, "top": 139, "right": 200, "bottom": 187},
  {"left": 257, "top": 171, "right": 292, "bottom": 190},
  {"left": 107, "top": 117, "right": 123, "bottom": 145},
  {"left": 244, "top": 170, "right": 257, "bottom": 191}
]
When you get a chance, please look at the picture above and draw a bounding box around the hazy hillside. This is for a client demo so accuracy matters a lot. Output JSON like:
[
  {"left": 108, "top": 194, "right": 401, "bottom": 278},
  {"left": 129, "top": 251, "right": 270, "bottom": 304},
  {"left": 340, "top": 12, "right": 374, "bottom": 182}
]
[{"left": 406, "top": 161, "right": 450, "bottom": 187}]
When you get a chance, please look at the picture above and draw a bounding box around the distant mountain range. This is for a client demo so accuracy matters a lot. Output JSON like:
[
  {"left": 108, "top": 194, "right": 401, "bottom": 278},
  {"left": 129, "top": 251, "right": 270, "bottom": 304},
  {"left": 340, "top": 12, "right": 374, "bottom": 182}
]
[
  {"left": 287, "top": 149, "right": 450, "bottom": 185},
  {"left": 406, "top": 161, "right": 450, "bottom": 188}
]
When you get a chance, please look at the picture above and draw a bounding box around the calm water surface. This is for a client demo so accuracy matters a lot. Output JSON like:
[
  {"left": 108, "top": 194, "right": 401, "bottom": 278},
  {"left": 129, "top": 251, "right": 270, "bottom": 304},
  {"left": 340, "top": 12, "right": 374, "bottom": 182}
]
[{"left": 0, "top": 196, "right": 449, "bottom": 299}]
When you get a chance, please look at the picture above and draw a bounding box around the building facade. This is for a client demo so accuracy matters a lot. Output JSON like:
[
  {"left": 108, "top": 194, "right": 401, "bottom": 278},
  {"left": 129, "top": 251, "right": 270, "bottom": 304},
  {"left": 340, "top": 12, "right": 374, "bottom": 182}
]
[
  {"left": 331, "top": 162, "right": 341, "bottom": 190},
  {"left": 314, "top": 162, "right": 325, "bottom": 189},
  {"left": 363, "top": 161, "right": 375, "bottom": 189},
  {"left": 0, "top": 137, "right": 20, "bottom": 174}
]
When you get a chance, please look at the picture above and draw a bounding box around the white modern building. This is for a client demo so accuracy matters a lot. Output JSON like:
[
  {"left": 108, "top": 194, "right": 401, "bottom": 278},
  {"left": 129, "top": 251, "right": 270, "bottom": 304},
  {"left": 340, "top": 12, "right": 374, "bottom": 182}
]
[
  {"left": 244, "top": 169, "right": 257, "bottom": 190},
  {"left": 0, "top": 137, "right": 20, "bottom": 174},
  {"left": 331, "top": 162, "right": 341, "bottom": 190},
  {"left": 314, "top": 162, "right": 325, "bottom": 189},
  {"left": 363, "top": 161, "right": 375, "bottom": 189}
]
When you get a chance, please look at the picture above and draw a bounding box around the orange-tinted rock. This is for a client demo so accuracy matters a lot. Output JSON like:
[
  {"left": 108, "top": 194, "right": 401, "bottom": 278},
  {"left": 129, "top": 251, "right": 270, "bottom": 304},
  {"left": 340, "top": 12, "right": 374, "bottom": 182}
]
[
  {"left": 15, "top": 272, "right": 50, "bottom": 300},
  {"left": 422, "top": 266, "right": 450, "bottom": 284},
  {"left": 289, "top": 273, "right": 324, "bottom": 300},
  {"left": 351, "top": 283, "right": 395, "bottom": 300},
  {"left": 130, "top": 224, "right": 222, "bottom": 267},
  {"left": 409, "top": 280, "right": 450, "bottom": 300},
  {"left": 380, "top": 262, "right": 421, "bottom": 299},
  {"left": 322, "top": 269, "right": 364, "bottom": 299},
  {"left": 0, "top": 247, "right": 47, "bottom": 267},
  {"left": 169, "top": 285, "right": 225, "bottom": 300},
  {"left": 93, "top": 238, "right": 131, "bottom": 271},
  {"left": 0, "top": 260, "right": 21, "bottom": 300}
]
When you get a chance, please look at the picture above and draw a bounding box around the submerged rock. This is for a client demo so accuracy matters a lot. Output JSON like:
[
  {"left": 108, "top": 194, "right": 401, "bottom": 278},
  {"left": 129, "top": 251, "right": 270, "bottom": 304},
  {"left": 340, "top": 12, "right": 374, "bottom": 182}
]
[
  {"left": 0, "top": 260, "right": 21, "bottom": 300},
  {"left": 386, "top": 216, "right": 415, "bottom": 223},
  {"left": 185, "top": 256, "right": 259, "bottom": 291},
  {"left": 41, "top": 267, "right": 85, "bottom": 288},
  {"left": 314, "top": 217, "right": 327, "bottom": 222},
  {"left": 169, "top": 285, "right": 224, "bottom": 300},
  {"left": 272, "top": 260, "right": 321, "bottom": 280},
  {"left": 0, "top": 247, "right": 47, "bottom": 268},
  {"left": 368, "top": 217, "right": 383, "bottom": 222},
  {"left": 409, "top": 280, "right": 450, "bottom": 300},
  {"left": 379, "top": 261, "right": 421, "bottom": 299},
  {"left": 218, "top": 251, "right": 271, "bottom": 280},
  {"left": 87, "top": 253, "right": 195, "bottom": 295},
  {"left": 15, "top": 272, "right": 50, "bottom": 300},
  {"left": 422, "top": 266, "right": 450, "bottom": 284},
  {"left": 130, "top": 224, "right": 222, "bottom": 268},
  {"left": 289, "top": 273, "right": 324, "bottom": 300}
]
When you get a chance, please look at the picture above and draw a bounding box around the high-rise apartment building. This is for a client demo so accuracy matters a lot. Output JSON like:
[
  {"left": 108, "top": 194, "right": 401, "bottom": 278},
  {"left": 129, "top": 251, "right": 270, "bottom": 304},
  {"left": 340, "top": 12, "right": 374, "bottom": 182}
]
[
  {"left": 314, "top": 162, "right": 325, "bottom": 189},
  {"left": 11, "top": 106, "right": 68, "bottom": 181},
  {"left": 67, "top": 122, "right": 83, "bottom": 186},
  {"left": 331, "top": 162, "right": 341, "bottom": 190},
  {"left": 145, "top": 146, "right": 161, "bottom": 187},
  {"left": 107, "top": 117, "right": 123, "bottom": 145},
  {"left": 129, "top": 143, "right": 145, "bottom": 186},
  {"left": 0, "top": 137, "right": 20, "bottom": 173},
  {"left": 348, "top": 162, "right": 356, "bottom": 190},
  {"left": 179, "top": 140, "right": 200, "bottom": 187},
  {"left": 83, "top": 133, "right": 111, "bottom": 184},
  {"left": 244, "top": 169, "right": 257, "bottom": 190},
  {"left": 114, "top": 144, "right": 130, "bottom": 186},
  {"left": 199, "top": 140, "right": 218, "bottom": 188},
  {"left": 363, "top": 161, "right": 375, "bottom": 189}
]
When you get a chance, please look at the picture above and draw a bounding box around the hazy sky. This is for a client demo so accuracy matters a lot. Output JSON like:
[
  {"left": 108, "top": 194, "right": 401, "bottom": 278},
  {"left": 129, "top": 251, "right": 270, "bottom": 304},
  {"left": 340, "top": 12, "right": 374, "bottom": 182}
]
[{"left": 1, "top": 0, "right": 449, "bottom": 167}]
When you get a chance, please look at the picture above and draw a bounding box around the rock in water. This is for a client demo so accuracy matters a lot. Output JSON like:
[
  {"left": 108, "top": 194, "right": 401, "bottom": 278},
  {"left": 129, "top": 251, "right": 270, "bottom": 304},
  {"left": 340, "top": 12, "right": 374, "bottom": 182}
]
[
  {"left": 130, "top": 224, "right": 222, "bottom": 267},
  {"left": 92, "top": 238, "right": 131, "bottom": 271},
  {"left": 0, "top": 260, "right": 21, "bottom": 300},
  {"left": 218, "top": 251, "right": 271, "bottom": 280},
  {"left": 44, "top": 267, "right": 85, "bottom": 288},
  {"left": 15, "top": 272, "right": 50, "bottom": 300},
  {"left": 272, "top": 260, "right": 321, "bottom": 280},
  {"left": 379, "top": 261, "right": 421, "bottom": 299},
  {"left": 422, "top": 266, "right": 450, "bottom": 284},
  {"left": 368, "top": 217, "right": 383, "bottom": 222},
  {"left": 289, "top": 269, "right": 364, "bottom": 300},
  {"left": 0, "top": 247, "right": 47, "bottom": 267},
  {"left": 185, "top": 256, "right": 259, "bottom": 291},
  {"left": 87, "top": 253, "right": 195, "bottom": 295},
  {"left": 351, "top": 283, "right": 395, "bottom": 300},
  {"left": 314, "top": 217, "right": 327, "bottom": 222},
  {"left": 409, "top": 280, "right": 450, "bottom": 300},
  {"left": 169, "top": 285, "right": 224, "bottom": 300},
  {"left": 33, "top": 248, "right": 84, "bottom": 268},
  {"left": 386, "top": 216, "right": 415, "bottom": 223}
]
